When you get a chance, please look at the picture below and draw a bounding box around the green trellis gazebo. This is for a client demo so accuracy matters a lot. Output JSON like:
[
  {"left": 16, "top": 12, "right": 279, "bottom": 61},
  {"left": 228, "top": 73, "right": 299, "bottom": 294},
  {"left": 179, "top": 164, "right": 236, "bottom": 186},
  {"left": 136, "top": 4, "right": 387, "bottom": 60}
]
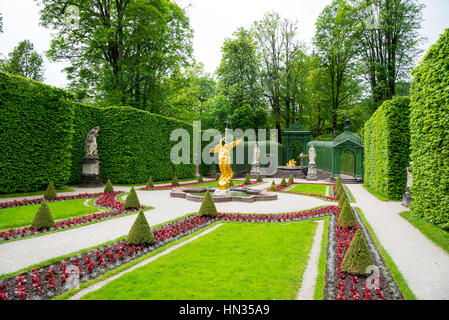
[{"left": 283, "top": 120, "right": 312, "bottom": 165}]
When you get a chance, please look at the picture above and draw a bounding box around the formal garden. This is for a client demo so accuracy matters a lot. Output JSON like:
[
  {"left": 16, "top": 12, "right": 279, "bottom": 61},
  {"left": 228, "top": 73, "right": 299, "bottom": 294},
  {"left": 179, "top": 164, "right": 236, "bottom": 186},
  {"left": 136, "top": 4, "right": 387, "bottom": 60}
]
[{"left": 0, "top": 0, "right": 448, "bottom": 305}]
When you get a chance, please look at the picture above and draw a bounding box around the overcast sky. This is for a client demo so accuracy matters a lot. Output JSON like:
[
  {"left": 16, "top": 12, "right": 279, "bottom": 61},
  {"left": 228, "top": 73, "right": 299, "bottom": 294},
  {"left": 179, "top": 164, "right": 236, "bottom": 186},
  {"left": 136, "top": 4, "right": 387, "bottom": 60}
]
[{"left": 0, "top": 0, "right": 448, "bottom": 88}]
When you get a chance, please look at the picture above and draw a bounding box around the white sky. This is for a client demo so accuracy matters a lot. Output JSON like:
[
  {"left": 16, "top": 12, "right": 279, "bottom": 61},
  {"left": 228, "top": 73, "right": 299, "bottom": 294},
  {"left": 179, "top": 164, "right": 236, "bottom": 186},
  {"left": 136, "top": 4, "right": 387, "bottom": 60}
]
[{"left": 0, "top": 0, "right": 448, "bottom": 88}]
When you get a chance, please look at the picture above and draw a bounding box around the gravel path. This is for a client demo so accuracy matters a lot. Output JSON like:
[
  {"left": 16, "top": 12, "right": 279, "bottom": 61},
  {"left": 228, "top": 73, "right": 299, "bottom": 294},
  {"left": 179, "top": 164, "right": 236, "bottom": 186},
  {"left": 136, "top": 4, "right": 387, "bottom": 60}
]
[
  {"left": 297, "top": 219, "right": 325, "bottom": 300},
  {"left": 347, "top": 184, "right": 449, "bottom": 300},
  {"left": 69, "top": 223, "right": 224, "bottom": 300},
  {"left": 0, "top": 178, "right": 334, "bottom": 275}
]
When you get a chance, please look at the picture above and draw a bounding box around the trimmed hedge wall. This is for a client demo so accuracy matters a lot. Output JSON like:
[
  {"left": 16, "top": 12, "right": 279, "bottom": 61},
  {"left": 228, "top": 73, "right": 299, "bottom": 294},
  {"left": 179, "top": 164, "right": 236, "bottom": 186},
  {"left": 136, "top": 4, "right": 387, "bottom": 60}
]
[
  {"left": 97, "top": 106, "right": 194, "bottom": 184},
  {"left": 0, "top": 72, "right": 75, "bottom": 193},
  {"left": 363, "top": 96, "right": 410, "bottom": 200},
  {"left": 409, "top": 28, "right": 449, "bottom": 225}
]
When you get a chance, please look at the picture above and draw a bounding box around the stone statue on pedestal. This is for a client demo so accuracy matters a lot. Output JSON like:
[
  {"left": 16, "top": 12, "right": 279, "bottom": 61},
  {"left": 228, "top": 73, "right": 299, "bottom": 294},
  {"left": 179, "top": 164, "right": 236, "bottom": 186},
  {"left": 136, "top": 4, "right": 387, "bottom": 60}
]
[
  {"left": 79, "top": 126, "right": 103, "bottom": 187},
  {"left": 250, "top": 143, "right": 261, "bottom": 177},
  {"left": 402, "top": 161, "right": 413, "bottom": 207},
  {"left": 306, "top": 145, "right": 318, "bottom": 181}
]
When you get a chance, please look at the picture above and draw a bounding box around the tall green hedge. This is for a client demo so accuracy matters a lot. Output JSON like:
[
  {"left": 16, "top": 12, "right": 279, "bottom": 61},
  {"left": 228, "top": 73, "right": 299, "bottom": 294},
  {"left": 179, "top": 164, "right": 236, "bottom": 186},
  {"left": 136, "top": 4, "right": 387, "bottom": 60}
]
[
  {"left": 409, "top": 28, "right": 449, "bottom": 225},
  {"left": 0, "top": 72, "right": 75, "bottom": 193},
  {"left": 363, "top": 96, "right": 410, "bottom": 200}
]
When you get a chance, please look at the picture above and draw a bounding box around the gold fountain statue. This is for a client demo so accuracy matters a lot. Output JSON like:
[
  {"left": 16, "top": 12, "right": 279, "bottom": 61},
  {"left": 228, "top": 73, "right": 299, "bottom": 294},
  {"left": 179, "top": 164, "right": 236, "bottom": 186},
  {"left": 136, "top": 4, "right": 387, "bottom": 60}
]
[{"left": 210, "top": 136, "right": 242, "bottom": 195}]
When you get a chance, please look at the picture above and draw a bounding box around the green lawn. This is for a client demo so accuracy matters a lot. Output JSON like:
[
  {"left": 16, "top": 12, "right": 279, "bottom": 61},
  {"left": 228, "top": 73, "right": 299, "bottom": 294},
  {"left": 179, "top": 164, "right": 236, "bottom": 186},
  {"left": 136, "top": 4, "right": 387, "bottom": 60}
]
[
  {"left": 287, "top": 183, "right": 328, "bottom": 196},
  {"left": 0, "top": 199, "right": 98, "bottom": 229},
  {"left": 314, "top": 218, "right": 329, "bottom": 300},
  {"left": 0, "top": 187, "right": 74, "bottom": 199},
  {"left": 400, "top": 211, "right": 449, "bottom": 255},
  {"left": 192, "top": 180, "right": 245, "bottom": 188},
  {"left": 82, "top": 222, "right": 318, "bottom": 300}
]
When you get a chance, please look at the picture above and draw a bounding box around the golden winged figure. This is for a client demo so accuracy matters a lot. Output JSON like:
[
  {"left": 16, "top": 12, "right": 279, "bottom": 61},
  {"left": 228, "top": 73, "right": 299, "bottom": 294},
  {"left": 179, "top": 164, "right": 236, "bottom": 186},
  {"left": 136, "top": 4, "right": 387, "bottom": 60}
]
[{"left": 210, "top": 137, "right": 243, "bottom": 190}]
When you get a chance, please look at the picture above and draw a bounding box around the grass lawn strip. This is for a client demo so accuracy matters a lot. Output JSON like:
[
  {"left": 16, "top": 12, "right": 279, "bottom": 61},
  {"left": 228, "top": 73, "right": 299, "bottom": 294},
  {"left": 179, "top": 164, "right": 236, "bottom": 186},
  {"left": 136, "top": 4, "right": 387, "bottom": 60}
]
[
  {"left": 313, "top": 218, "right": 329, "bottom": 300},
  {"left": 0, "top": 199, "right": 99, "bottom": 230},
  {"left": 399, "top": 211, "right": 449, "bottom": 255},
  {"left": 297, "top": 219, "right": 325, "bottom": 300},
  {"left": 81, "top": 222, "right": 317, "bottom": 300},
  {"left": 288, "top": 183, "right": 328, "bottom": 196},
  {"left": 362, "top": 184, "right": 396, "bottom": 202},
  {"left": 0, "top": 187, "right": 75, "bottom": 199},
  {"left": 69, "top": 223, "right": 225, "bottom": 300}
]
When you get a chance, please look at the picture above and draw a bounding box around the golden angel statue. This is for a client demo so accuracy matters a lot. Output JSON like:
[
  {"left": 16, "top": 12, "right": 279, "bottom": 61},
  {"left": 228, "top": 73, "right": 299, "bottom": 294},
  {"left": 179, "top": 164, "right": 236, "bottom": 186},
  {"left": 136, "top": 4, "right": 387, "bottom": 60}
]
[{"left": 210, "top": 137, "right": 243, "bottom": 192}]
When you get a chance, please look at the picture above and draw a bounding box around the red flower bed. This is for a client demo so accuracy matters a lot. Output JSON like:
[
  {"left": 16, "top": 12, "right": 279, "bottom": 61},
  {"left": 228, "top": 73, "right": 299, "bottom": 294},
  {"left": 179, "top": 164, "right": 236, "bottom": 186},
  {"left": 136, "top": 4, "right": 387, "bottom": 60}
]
[
  {"left": 0, "top": 214, "right": 213, "bottom": 300},
  {"left": 270, "top": 182, "right": 337, "bottom": 201},
  {"left": 0, "top": 192, "right": 144, "bottom": 243},
  {"left": 0, "top": 192, "right": 106, "bottom": 209}
]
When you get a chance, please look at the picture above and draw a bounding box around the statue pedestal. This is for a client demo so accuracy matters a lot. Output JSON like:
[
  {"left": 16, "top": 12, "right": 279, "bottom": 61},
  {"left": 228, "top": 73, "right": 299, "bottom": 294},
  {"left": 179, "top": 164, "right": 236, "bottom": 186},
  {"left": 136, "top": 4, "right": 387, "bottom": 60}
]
[
  {"left": 214, "top": 188, "right": 231, "bottom": 197},
  {"left": 250, "top": 161, "right": 260, "bottom": 178},
  {"left": 79, "top": 156, "right": 102, "bottom": 187},
  {"left": 306, "top": 163, "right": 318, "bottom": 181}
]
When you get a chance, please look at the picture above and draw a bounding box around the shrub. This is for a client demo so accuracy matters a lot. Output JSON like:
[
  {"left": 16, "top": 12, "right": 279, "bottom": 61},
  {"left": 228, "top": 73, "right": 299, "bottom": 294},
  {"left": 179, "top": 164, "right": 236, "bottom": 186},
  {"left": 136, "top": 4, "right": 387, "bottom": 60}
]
[
  {"left": 280, "top": 177, "right": 287, "bottom": 187},
  {"left": 127, "top": 210, "right": 154, "bottom": 245},
  {"left": 337, "top": 200, "right": 357, "bottom": 228},
  {"left": 244, "top": 173, "right": 251, "bottom": 184},
  {"left": 197, "top": 175, "right": 203, "bottom": 183},
  {"left": 256, "top": 173, "right": 263, "bottom": 182},
  {"left": 104, "top": 178, "right": 114, "bottom": 193},
  {"left": 145, "top": 176, "right": 154, "bottom": 188},
  {"left": 341, "top": 229, "right": 374, "bottom": 275},
  {"left": 288, "top": 175, "right": 294, "bottom": 184},
  {"left": 409, "top": 29, "right": 449, "bottom": 225},
  {"left": 43, "top": 181, "right": 57, "bottom": 200},
  {"left": 338, "top": 191, "right": 348, "bottom": 207},
  {"left": 363, "top": 96, "right": 411, "bottom": 200},
  {"left": 270, "top": 180, "right": 277, "bottom": 191},
  {"left": 229, "top": 179, "right": 234, "bottom": 187},
  {"left": 124, "top": 187, "right": 141, "bottom": 209},
  {"left": 31, "top": 200, "right": 55, "bottom": 230},
  {"left": 172, "top": 175, "right": 179, "bottom": 186},
  {"left": 0, "top": 72, "right": 74, "bottom": 193},
  {"left": 198, "top": 191, "right": 217, "bottom": 217}
]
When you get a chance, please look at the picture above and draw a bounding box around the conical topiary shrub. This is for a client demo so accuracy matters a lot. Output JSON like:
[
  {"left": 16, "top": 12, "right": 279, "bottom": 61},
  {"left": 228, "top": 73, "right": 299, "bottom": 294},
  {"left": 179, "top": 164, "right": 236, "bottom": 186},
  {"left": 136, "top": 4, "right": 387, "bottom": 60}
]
[
  {"left": 172, "top": 175, "right": 179, "bottom": 186},
  {"left": 256, "top": 173, "right": 263, "bottom": 182},
  {"left": 127, "top": 210, "right": 154, "bottom": 245},
  {"left": 244, "top": 173, "right": 251, "bottom": 184},
  {"left": 337, "top": 200, "right": 357, "bottom": 228},
  {"left": 43, "top": 181, "right": 57, "bottom": 200},
  {"left": 288, "top": 175, "right": 294, "bottom": 184},
  {"left": 280, "top": 177, "right": 287, "bottom": 187},
  {"left": 104, "top": 178, "right": 114, "bottom": 193},
  {"left": 270, "top": 180, "right": 277, "bottom": 191},
  {"left": 197, "top": 175, "right": 204, "bottom": 183},
  {"left": 124, "top": 187, "right": 141, "bottom": 209},
  {"left": 198, "top": 191, "right": 217, "bottom": 217},
  {"left": 341, "top": 229, "right": 374, "bottom": 275},
  {"left": 229, "top": 179, "right": 234, "bottom": 187},
  {"left": 338, "top": 190, "right": 348, "bottom": 207},
  {"left": 31, "top": 200, "right": 55, "bottom": 230},
  {"left": 146, "top": 176, "right": 154, "bottom": 188}
]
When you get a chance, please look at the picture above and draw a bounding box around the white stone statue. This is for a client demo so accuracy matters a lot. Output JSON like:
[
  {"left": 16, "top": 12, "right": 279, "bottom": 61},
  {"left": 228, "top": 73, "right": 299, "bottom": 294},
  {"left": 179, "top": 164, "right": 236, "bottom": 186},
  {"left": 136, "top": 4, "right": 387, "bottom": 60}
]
[
  {"left": 406, "top": 161, "right": 413, "bottom": 190},
  {"left": 252, "top": 143, "right": 260, "bottom": 165},
  {"left": 308, "top": 145, "right": 316, "bottom": 165},
  {"left": 85, "top": 126, "right": 100, "bottom": 157}
]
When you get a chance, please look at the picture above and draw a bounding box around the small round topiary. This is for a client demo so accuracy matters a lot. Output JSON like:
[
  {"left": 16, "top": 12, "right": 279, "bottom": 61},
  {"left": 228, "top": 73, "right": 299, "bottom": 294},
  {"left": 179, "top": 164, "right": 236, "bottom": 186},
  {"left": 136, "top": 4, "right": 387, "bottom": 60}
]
[
  {"left": 172, "top": 175, "right": 179, "bottom": 186},
  {"left": 288, "top": 175, "right": 294, "bottom": 184},
  {"left": 124, "top": 187, "right": 141, "bottom": 209},
  {"left": 104, "top": 178, "right": 114, "bottom": 193},
  {"left": 127, "top": 210, "right": 154, "bottom": 245},
  {"left": 340, "top": 229, "right": 374, "bottom": 275},
  {"left": 337, "top": 200, "right": 357, "bottom": 228},
  {"left": 256, "top": 173, "right": 263, "bottom": 182},
  {"left": 199, "top": 191, "right": 218, "bottom": 218},
  {"left": 270, "top": 180, "right": 277, "bottom": 191},
  {"left": 244, "top": 173, "right": 251, "bottom": 185},
  {"left": 146, "top": 176, "right": 154, "bottom": 188},
  {"left": 280, "top": 177, "right": 287, "bottom": 187},
  {"left": 43, "top": 181, "right": 57, "bottom": 200},
  {"left": 31, "top": 200, "right": 55, "bottom": 230}
]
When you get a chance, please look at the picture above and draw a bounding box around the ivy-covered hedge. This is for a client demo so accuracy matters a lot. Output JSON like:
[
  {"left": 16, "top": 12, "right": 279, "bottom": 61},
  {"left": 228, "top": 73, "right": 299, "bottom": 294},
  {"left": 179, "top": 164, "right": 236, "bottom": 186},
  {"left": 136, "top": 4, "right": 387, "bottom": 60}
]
[
  {"left": 96, "top": 106, "right": 194, "bottom": 184},
  {"left": 363, "top": 96, "right": 410, "bottom": 200},
  {"left": 0, "top": 72, "right": 75, "bottom": 193},
  {"left": 409, "top": 29, "right": 449, "bottom": 225}
]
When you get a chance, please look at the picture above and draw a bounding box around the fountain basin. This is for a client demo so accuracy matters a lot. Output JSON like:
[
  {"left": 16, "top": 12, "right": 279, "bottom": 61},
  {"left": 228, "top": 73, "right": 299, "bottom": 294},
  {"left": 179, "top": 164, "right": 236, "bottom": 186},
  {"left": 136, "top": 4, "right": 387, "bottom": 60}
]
[{"left": 170, "top": 187, "right": 277, "bottom": 202}]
